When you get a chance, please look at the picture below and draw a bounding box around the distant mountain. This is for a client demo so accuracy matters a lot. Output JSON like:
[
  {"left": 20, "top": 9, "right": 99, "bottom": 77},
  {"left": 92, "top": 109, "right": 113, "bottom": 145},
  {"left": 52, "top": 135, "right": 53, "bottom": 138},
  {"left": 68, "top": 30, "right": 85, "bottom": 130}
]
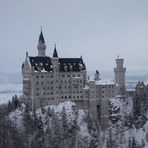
[{"left": 0, "top": 72, "right": 22, "bottom": 84}]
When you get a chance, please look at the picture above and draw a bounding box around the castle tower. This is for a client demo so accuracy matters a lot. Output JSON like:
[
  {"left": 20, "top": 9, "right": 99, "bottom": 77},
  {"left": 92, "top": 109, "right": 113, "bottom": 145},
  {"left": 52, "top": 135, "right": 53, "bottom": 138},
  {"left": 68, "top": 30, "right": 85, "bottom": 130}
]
[
  {"left": 114, "top": 56, "right": 126, "bottom": 96},
  {"left": 37, "top": 29, "right": 46, "bottom": 56},
  {"left": 52, "top": 45, "right": 59, "bottom": 101}
]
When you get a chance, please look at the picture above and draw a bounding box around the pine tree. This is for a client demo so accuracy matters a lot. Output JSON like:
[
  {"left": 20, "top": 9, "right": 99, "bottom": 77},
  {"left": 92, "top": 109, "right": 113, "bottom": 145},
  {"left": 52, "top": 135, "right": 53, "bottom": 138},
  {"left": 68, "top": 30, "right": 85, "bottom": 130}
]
[
  {"left": 8, "top": 100, "right": 12, "bottom": 112},
  {"left": 51, "top": 109, "right": 60, "bottom": 148},
  {"left": 23, "top": 104, "right": 31, "bottom": 148},
  {"left": 36, "top": 116, "right": 45, "bottom": 148}
]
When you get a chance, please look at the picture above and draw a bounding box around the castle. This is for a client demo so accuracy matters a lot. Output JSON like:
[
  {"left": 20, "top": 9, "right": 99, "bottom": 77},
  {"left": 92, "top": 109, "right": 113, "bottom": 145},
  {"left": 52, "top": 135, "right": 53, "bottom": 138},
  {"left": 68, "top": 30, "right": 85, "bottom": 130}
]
[{"left": 22, "top": 30, "right": 126, "bottom": 129}]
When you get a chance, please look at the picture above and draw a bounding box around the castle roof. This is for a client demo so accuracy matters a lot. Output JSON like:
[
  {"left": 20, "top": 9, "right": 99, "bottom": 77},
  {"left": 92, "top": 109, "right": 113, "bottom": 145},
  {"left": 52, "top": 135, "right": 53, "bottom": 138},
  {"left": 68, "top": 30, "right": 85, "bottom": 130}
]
[
  {"left": 29, "top": 56, "right": 53, "bottom": 72},
  {"left": 29, "top": 56, "right": 86, "bottom": 72}
]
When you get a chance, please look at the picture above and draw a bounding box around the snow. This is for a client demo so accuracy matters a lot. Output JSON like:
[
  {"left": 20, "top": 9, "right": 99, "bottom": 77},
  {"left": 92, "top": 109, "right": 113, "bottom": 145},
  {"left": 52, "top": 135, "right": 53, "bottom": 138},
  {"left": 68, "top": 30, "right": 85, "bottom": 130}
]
[
  {"left": 84, "top": 85, "right": 89, "bottom": 89},
  {"left": 77, "top": 109, "right": 90, "bottom": 138},
  {"left": 9, "top": 104, "right": 25, "bottom": 132},
  {"left": 9, "top": 101, "right": 97, "bottom": 147},
  {"left": 95, "top": 80, "right": 115, "bottom": 85},
  {"left": 105, "top": 97, "right": 148, "bottom": 148}
]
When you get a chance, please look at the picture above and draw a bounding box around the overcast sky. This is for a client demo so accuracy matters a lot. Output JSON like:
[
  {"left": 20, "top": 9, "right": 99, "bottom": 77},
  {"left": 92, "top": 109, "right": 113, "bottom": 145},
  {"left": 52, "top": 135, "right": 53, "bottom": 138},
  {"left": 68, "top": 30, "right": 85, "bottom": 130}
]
[{"left": 0, "top": 0, "right": 148, "bottom": 73}]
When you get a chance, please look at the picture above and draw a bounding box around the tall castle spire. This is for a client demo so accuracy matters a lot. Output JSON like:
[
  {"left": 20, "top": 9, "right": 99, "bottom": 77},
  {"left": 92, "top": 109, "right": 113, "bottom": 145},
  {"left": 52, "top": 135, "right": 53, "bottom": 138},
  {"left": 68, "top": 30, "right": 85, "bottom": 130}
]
[
  {"left": 39, "top": 28, "right": 45, "bottom": 43},
  {"left": 53, "top": 44, "right": 58, "bottom": 58},
  {"left": 37, "top": 28, "right": 46, "bottom": 56}
]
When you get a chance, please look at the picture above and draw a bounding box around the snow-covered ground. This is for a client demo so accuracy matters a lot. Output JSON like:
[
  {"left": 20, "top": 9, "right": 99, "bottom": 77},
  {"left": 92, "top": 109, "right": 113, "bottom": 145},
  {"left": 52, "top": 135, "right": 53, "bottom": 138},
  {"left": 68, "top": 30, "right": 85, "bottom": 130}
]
[
  {"left": 9, "top": 101, "right": 99, "bottom": 148},
  {"left": 0, "top": 83, "right": 22, "bottom": 105},
  {"left": 101, "top": 97, "right": 148, "bottom": 148}
]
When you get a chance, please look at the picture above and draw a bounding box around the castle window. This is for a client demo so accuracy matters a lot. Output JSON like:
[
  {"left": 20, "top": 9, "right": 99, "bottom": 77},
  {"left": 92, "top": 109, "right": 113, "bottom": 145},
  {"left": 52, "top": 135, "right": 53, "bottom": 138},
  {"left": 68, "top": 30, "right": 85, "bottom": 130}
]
[
  {"left": 62, "top": 75, "right": 65, "bottom": 77},
  {"left": 51, "top": 81, "right": 53, "bottom": 84},
  {"left": 50, "top": 75, "right": 53, "bottom": 78},
  {"left": 74, "top": 96, "right": 75, "bottom": 98},
  {"left": 51, "top": 87, "right": 53, "bottom": 90},
  {"left": 36, "top": 75, "right": 39, "bottom": 78},
  {"left": 36, "top": 93, "right": 39, "bottom": 96},
  {"left": 65, "top": 86, "right": 67, "bottom": 89},
  {"left": 36, "top": 88, "right": 39, "bottom": 90},
  {"left": 67, "top": 75, "right": 70, "bottom": 77},
  {"left": 41, "top": 82, "right": 44, "bottom": 84},
  {"left": 41, "top": 75, "right": 44, "bottom": 78},
  {"left": 51, "top": 92, "right": 53, "bottom": 95},
  {"left": 36, "top": 82, "right": 39, "bottom": 84},
  {"left": 77, "top": 96, "right": 79, "bottom": 98},
  {"left": 65, "top": 96, "right": 67, "bottom": 99},
  {"left": 73, "top": 74, "right": 75, "bottom": 77},
  {"left": 77, "top": 74, "right": 80, "bottom": 77}
]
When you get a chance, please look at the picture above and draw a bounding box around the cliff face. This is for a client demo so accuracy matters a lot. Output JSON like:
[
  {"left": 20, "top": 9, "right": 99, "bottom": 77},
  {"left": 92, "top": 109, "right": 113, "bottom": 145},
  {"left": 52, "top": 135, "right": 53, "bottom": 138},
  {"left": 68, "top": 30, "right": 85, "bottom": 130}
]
[
  {"left": 9, "top": 101, "right": 99, "bottom": 148},
  {"left": 100, "top": 97, "right": 148, "bottom": 148},
  {"left": 8, "top": 96, "right": 148, "bottom": 148}
]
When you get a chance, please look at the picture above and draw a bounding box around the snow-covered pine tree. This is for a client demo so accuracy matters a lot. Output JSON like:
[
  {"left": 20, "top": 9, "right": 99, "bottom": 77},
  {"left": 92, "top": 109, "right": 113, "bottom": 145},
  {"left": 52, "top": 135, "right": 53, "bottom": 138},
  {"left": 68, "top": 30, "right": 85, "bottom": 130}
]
[{"left": 36, "top": 116, "right": 45, "bottom": 148}]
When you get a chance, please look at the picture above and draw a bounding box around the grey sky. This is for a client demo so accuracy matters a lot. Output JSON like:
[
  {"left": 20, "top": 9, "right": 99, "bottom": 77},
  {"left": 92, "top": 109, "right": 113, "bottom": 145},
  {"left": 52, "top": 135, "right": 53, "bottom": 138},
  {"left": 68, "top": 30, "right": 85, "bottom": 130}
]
[{"left": 0, "top": 0, "right": 148, "bottom": 72}]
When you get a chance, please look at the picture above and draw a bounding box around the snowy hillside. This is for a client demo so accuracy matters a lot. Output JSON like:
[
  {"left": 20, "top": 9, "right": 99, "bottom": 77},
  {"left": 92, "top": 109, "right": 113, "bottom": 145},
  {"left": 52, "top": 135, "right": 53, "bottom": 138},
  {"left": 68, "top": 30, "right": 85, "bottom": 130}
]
[
  {"left": 100, "top": 97, "right": 148, "bottom": 148},
  {"left": 9, "top": 101, "right": 99, "bottom": 148}
]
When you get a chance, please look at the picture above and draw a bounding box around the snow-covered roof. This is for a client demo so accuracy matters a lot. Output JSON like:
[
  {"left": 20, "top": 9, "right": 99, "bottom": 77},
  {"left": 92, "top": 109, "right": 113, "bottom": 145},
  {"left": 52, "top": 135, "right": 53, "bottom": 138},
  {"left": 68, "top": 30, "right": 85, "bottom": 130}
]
[
  {"left": 95, "top": 80, "right": 115, "bottom": 85},
  {"left": 83, "top": 85, "right": 89, "bottom": 89},
  {"left": 29, "top": 56, "right": 86, "bottom": 72}
]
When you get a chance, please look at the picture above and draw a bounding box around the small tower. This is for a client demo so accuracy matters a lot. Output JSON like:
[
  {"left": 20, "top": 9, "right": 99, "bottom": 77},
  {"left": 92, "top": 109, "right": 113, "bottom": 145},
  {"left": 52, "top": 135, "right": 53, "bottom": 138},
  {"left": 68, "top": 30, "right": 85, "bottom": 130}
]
[
  {"left": 52, "top": 44, "right": 59, "bottom": 69},
  {"left": 94, "top": 70, "right": 101, "bottom": 81},
  {"left": 114, "top": 56, "right": 126, "bottom": 96},
  {"left": 53, "top": 44, "right": 58, "bottom": 58},
  {"left": 37, "top": 29, "right": 46, "bottom": 56},
  {"left": 52, "top": 45, "right": 59, "bottom": 101}
]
